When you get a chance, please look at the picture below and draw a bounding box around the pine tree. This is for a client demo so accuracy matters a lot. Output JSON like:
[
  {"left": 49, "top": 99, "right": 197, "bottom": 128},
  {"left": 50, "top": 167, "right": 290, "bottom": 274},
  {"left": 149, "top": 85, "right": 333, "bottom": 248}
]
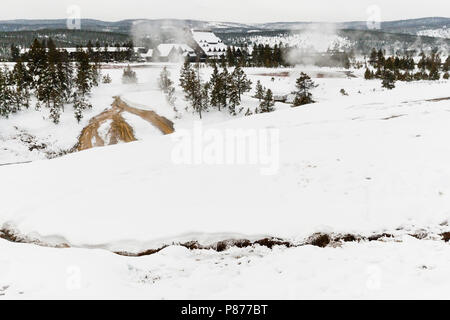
[
  {"left": 209, "top": 64, "right": 222, "bottom": 111},
  {"left": 179, "top": 60, "right": 208, "bottom": 119},
  {"left": 102, "top": 74, "right": 112, "bottom": 84},
  {"left": 382, "top": 70, "right": 396, "bottom": 90},
  {"left": 218, "top": 67, "right": 231, "bottom": 111},
  {"left": 0, "top": 67, "right": 12, "bottom": 118},
  {"left": 27, "top": 39, "right": 46, "bottom": 91},
  {"left": 73, "top": 91, "right": 91, "bottom": 123},
  {"left": 364, "top": 68, "right": 374, "bottom": 80},
  {"left": 11, "top": 58, "right": 31, "bottom": 110},
  {"left": 259, "top": 89, "right": 275, "bottom": 113},
  {"left": 444, "top": 56, "right": 450, "bottom": 72},
  {"left": 57, "top": 50, "right": 74, "bottom": 104},
  {"left": 293, "top": 72, "right": 317, "bottom": 107},
  {"left": 10, "top": 44, "right": 20, "bottom": 62},
  {"left": 198, "top": 83, "right": 210, "bottom": 119},
  {"left": 369, "top": 48, "right": 378, "bottom": 67},
  {"left": 44, "top": 38, "right": 64, "bottom": 123},
  {"left": 231, "top": 65, "right": 252, "bottom": 101},
  {"left": 73, "top": 50, "right": 93, "bottom": 122},
  {"left": 179, "top": 60, "right": 195, "bottom": 96},
  {"left": 228, "top": 80, "right": 240, "bottom": 116},
  {"left": 255, "top": 80, "right": 265, "bottom": 101}
]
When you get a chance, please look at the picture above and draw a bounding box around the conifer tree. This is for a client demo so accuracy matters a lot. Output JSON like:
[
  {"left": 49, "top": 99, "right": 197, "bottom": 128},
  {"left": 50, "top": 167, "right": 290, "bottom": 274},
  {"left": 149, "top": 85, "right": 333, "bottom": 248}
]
[
  {"left": 57, "top": 50, "right": 74, "bottom": 104},
  {"left": 11, "top": 58, "right": 31, "bottom": 110},
  {"left": 209, "top": 64, "right": 222, "bottom": 111},
  {"left": 382, "top": 70, "right": 396, "bottom": 90},
  {"left": 0, "top": 67, "right": 12, "bottom": 118},
  {"left": 364, "top": 68, "right": 374, "bottom": 80},
  {"left": 444, "top": 56, "right": 450, "bottom": 72},
  {"left": 228, "top": 80, "right": 240, "bottom": 116},
  {"left": 259, "top": 89, "right": 275, "bottom": 113},
  {"left": 255, "top": 80, "right": 265, "bottom": 101},
  {"left": 102, "top": 74, "right": 112, "bottom": 84},
  {"left": 44, "top": 38, "right": 64, "bottom": 123},
  {"left": 218, "top": 67, "right": 231, "bottom": 111},
  {"left": 179, "top": 60, "right": 208, "bottom": 119},
  {"left": 27, "top": 39, "right": 47, "bottom": 93},
  {"left": 231, "top": 66, "right": 252, "bottom": 101},
  {"left": 179, "top": 60, "right": 195, "bottom": 96},
  {"left": 73, "top": 50, "right": 93, "bottom": 122},
  {"left": 293, "top": 73, "right": 317, "bottom": 107}
]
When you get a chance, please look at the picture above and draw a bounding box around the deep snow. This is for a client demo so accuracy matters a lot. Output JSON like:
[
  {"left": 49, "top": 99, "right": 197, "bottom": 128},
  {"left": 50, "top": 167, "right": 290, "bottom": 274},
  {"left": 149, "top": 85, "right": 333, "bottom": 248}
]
[{"left": 0, "top": 62, "right": 449, "bottom": 299}]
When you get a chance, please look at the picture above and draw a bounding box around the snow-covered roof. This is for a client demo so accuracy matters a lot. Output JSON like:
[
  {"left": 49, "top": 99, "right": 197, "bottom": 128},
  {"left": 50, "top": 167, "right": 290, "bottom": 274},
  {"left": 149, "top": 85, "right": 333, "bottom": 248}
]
[
  {"left": 192, "top": 30, "right": 228, "bottom": 57},
  {"left": 141, "top": 49, "right": 154, "bottom": 58},
  {"left": 157, "top": 44, "right": 195, "bottom": 57}
]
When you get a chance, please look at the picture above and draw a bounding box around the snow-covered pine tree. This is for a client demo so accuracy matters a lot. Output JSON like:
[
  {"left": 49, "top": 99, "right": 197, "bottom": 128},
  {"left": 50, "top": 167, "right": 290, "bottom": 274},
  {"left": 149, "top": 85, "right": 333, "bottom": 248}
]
[
  {"left": 197, "top": 83, "right": 210, "bottom": 119},
  {"left": 293, "top": 72, "right": 317, "bottom": 107},
  {"left": 231, "top": 66, "right": 252, "bottom": 101},
  {"left": 73, "top": 50, "right": 93, "bottom": 122},
  {"left": 259, "top": 89, "right": 275, "bottom": 114},
  {"left": 11, "top": 58, "right": 31, "bottom": 111},
  {"left": 255, "top": 80, "right": 265, "bottom": 101},
  {"left": 41, "top": 38, "right": 64, "bottom": 124},
  {"left": 27, "top": 39, "right": 47, "bottom": 93},
  {"left": 179, "top": 60, "right": 195, "bottom": 94},
  {"left": 382, "top": 70, "right": 396, "bottom": 90},
  {"left": 444, "top": 56, "right": 450, "bottom": 72},
  {"left": 102, "top": 74, "right": 112, "bottom": 84},
  {"left": 364, "top": 68, "right": 374, "bottom": 80},
  {"left": 218, "top": 67, "right": 231, "bottom": 111},
  {"left": 57, "top": 50, "right": 74, "bottom": 104},
  {"left": 228, "top": 80, "right": 240, "bottom": 116},
  {"left": 0, "top": 67, "right": 12, "bottom": 118},
  {"left": 209, "top": 64, "right": 222, "bottom": 111}
]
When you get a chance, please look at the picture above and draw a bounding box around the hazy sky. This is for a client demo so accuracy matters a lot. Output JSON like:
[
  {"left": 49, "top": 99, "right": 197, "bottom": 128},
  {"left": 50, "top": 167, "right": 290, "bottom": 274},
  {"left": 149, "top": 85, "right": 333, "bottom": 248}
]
[{"left": 1, "top": 0, "right": 449, "bottom": 23}]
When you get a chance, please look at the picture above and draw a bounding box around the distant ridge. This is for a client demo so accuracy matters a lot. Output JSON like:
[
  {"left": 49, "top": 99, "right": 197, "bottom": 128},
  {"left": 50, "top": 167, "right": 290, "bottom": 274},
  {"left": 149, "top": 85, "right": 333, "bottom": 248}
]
[{"left": 0, "top": 17, "right": 448, "bottom": 35}]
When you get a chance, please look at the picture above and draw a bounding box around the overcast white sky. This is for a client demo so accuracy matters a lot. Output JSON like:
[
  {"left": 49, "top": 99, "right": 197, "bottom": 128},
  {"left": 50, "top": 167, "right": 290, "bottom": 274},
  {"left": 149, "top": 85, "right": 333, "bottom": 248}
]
[{"left": 1, "top": 0, "right": 449, "bottom": 23}]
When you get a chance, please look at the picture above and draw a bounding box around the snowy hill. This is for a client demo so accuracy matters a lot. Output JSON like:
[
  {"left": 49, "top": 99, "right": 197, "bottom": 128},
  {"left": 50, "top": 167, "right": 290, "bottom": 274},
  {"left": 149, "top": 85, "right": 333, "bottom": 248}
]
[
  {"left": 1, "top": 76, "right": 450, "bottom": 254},
  {"left": 0, "top": 17, "right": 449, "bottom": 35}
]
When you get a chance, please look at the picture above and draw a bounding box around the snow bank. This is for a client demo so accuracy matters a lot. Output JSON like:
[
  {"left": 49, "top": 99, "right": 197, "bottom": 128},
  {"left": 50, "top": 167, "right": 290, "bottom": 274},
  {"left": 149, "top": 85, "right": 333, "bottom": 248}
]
[
  {"left": 1, "top": 79, "right": 450, "bottom": 252},
  {"left": 1, "top": 237, "right": 449, "bottom": 299}
]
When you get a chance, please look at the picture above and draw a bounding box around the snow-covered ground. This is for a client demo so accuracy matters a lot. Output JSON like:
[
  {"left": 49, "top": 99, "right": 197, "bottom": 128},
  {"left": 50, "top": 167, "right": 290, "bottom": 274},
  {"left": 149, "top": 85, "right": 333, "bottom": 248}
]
[
  {"left": 1, "top": 62, "right": 450, "bottom": 299},
  {"left": 418, "top": 28, "right": 450, "bottom": 39},
  {"left": 1, "top": 236, "right": 449, "bottom": 299}
]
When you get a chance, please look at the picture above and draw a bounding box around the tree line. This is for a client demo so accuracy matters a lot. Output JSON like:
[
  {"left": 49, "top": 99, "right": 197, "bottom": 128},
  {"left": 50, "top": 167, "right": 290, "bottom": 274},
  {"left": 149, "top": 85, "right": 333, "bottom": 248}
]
[
  {"left": 365, "top": 48, "right": 450, "bottom": 89},
  {"left": 156, "top": 61, "right": 318, "bottom": 119},
  {"left": 0, "top": 38, "right": 101, "bottom": 123},
  {"left": 12, "top": 40, "right": 135, "bottom": 63}
]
